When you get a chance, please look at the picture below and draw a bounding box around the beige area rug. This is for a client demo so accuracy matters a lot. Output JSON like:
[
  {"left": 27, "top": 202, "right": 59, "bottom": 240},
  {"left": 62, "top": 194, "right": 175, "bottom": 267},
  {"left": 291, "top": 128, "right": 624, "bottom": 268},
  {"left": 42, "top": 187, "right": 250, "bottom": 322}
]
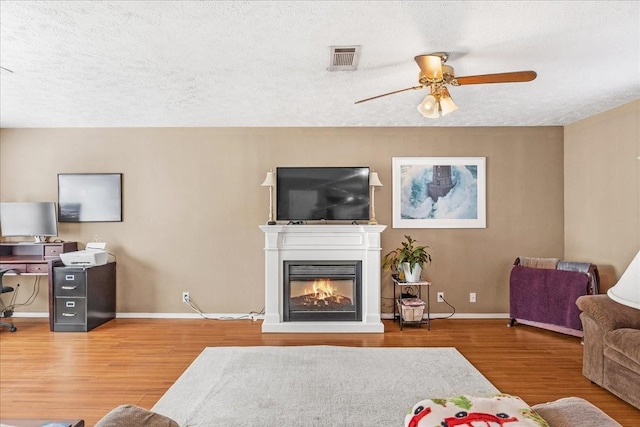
[{"left": 152, "top": 346, "right": 499, "bottom": 427}]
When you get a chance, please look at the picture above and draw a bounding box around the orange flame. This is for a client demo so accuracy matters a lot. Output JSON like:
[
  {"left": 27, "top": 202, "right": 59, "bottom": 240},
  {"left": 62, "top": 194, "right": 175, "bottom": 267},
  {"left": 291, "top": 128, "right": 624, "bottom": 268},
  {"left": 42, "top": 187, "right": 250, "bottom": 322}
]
[{"left": 305, "top": 279, "right": 343, "bottom": 303}]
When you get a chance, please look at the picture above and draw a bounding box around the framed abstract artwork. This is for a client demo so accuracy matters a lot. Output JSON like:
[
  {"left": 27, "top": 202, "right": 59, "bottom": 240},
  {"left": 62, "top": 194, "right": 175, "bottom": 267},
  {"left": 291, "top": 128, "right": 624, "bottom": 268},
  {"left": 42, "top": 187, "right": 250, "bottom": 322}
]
[
  {"left": 392, "top": 157, "right": 486, "bottom": 228},
  {"left": 58, "top": 173, "right": 123, "bottom": 222}
]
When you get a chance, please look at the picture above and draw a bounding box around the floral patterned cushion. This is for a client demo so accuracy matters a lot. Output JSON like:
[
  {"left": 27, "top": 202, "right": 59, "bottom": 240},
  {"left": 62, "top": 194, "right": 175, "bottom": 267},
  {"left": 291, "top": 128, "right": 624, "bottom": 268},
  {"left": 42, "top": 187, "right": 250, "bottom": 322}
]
[{"left": 405, "top": 394, "right": 550, "bottom": 427}]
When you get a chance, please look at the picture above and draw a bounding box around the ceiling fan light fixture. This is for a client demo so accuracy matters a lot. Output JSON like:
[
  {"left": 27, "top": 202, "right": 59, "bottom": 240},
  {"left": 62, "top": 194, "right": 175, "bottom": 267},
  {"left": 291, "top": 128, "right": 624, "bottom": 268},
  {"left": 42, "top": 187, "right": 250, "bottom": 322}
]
[
  {"left": 356, "top": 52, "right": 537, "bottom": 118},
  {"left": 439, "top": 96, "right": 458, "bottom": 116},
  {"left": 439, "top": 88, "right": 458, "bottom": 116},
  {"left": 418, "top": 94, "right": 440, "bottom": 118}
]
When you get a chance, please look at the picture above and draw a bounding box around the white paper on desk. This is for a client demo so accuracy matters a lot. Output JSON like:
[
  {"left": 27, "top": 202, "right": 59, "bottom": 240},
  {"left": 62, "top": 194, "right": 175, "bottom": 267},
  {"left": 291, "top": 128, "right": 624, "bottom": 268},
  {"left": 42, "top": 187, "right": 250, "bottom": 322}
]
[{"left": 86, "top": 242, "right": 106, "bottom": 250}]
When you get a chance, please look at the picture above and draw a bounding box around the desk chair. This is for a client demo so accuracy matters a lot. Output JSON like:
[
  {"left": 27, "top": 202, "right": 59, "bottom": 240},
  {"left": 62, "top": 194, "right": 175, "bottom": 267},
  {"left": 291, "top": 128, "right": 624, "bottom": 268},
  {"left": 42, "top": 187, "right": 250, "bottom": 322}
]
[{"left": 0, "top": 268, "right": 18, "bottom": 332}]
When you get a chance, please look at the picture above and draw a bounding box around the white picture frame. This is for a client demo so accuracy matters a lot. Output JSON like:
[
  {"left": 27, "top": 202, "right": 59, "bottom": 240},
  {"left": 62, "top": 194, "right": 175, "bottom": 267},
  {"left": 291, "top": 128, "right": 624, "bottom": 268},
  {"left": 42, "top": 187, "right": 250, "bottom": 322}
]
[{"left": 392, "top": 157, "right": 486, "bottom": 229}]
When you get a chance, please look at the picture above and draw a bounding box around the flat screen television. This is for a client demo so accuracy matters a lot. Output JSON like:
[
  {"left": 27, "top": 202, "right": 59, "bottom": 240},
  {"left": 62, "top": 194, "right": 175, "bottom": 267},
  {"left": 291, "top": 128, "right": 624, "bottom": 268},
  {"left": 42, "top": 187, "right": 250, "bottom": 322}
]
[
  {"left": 276, "top": 167, "right": 370, "bottom": 222},
  {"left": 0, "top": 201, "right": 58, "bottom": 242}
]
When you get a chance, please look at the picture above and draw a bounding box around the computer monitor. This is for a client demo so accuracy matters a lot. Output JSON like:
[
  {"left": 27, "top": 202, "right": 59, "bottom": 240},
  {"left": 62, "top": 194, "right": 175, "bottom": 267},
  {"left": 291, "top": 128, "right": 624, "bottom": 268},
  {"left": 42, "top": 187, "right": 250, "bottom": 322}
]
[{"left": 0, "top": 202, "right": 58, "bottom": 243}]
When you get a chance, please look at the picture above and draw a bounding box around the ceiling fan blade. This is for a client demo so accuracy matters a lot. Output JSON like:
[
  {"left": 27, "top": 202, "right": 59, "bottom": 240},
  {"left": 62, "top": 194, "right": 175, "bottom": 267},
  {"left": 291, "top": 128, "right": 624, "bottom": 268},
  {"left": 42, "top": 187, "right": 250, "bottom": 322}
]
[
  {"left": 454, "top": 71, "right": 537, "bottom": 85},
  {"left": 355, "top": 85, "right": 423, "bottom": 104}
]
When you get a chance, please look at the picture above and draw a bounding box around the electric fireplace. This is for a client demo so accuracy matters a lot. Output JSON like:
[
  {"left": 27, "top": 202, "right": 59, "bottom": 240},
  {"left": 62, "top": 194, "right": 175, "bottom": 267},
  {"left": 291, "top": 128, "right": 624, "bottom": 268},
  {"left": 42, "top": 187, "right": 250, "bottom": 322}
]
[
  {"left": 284, "top": 261, "right": 362, "bottom": 322},
  {"left": 260, "top": 224, "right": 386, "bottom": 333}
]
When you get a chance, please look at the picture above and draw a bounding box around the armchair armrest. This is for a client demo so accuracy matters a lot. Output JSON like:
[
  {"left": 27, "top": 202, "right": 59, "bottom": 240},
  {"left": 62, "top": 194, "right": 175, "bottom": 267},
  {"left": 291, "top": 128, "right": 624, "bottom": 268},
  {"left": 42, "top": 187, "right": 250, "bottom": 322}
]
[{"left": 576, "top": 294, "right": 640, "bottom": 332}]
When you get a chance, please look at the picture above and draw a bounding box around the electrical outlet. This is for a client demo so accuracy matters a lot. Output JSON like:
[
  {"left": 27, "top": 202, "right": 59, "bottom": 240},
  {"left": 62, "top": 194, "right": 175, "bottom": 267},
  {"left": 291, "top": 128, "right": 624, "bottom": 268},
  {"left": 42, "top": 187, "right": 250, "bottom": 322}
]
[
  {"left": 182, "top": 292, "right": 190, "bottom": 303},
  {"left": 437, "top": 292, "right": 444, "bottom": 302},
  {"left": 470, "top": 292, "right": 476, "bottom": 303}
]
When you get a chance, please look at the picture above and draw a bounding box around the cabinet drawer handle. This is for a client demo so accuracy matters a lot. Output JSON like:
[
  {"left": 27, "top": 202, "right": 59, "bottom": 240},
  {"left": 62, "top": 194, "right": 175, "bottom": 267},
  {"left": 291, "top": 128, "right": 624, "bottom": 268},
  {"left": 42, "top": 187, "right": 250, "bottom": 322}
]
[
  {"left": 62, "top": 312, "right": 77, "bottom": 317},
  {"left": 61, "top": 286, "right": 77, "bottom": 290}
]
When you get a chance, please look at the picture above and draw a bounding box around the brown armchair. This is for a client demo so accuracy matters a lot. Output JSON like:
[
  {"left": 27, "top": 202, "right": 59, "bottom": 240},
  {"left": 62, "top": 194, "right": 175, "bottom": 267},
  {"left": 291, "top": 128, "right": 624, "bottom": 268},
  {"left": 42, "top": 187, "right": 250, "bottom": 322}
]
[{"left": 576, "top": 294, "right": 640, "bottom": 409}]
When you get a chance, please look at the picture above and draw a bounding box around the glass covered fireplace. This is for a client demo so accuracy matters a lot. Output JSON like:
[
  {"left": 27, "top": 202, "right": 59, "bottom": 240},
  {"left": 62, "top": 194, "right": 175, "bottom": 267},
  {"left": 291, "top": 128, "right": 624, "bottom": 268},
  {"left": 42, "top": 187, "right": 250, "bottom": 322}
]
[{"left": 283, "top": 260, "right": 362, "bottom": 322}]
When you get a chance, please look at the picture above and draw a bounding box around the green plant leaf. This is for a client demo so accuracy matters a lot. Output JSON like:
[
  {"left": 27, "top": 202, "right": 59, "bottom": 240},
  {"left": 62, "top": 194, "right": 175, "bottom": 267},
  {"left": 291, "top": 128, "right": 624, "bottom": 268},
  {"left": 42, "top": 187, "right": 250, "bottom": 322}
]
[{"left": 382, "top": 235, "right": 432, "bottom": 273}]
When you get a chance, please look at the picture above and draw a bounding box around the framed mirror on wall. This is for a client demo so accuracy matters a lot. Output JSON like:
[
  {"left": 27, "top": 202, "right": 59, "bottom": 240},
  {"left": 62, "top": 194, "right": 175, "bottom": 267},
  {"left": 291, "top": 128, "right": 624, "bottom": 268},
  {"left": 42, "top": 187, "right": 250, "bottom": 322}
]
[{"left": 58, "top": 173, "right": 122, "bottom": 222}]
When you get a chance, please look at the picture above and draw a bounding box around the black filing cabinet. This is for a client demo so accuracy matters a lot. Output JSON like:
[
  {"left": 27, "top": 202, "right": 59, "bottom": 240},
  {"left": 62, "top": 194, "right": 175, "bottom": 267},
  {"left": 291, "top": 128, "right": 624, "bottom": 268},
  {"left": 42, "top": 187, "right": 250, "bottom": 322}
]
[{"left": 52, "top": 262, "right": 116, "bottom": 332}]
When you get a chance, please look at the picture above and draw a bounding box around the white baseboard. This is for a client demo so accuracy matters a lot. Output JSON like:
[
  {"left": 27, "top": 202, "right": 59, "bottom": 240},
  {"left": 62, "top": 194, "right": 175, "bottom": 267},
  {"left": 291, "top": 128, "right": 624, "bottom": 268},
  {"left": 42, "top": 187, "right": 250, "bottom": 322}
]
[
  {"left": 6, "top": 312, "right": 49, "bottom": 318},
  {"left": 10, "top": 312, "right": 508, "bottom": 320},
  {"left": 381, "top": 312, "right": 510, "bottom": 320},
  {"left": 116, "top": 312, "right": 261, "bottom": 320}
]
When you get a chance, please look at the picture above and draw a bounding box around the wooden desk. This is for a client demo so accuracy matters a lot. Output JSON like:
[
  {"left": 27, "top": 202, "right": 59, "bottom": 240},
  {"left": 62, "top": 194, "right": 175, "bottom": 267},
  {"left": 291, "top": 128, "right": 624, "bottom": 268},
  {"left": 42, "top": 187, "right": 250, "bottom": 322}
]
[
  {"left": 0, "top": 242, "right": 77, "bottom": 274},
  {"left": 1, "top": 243, "right": 116, "bottom": 332},
  {"left": 0, "top": 242, "right": 82, "bottom": 332}
]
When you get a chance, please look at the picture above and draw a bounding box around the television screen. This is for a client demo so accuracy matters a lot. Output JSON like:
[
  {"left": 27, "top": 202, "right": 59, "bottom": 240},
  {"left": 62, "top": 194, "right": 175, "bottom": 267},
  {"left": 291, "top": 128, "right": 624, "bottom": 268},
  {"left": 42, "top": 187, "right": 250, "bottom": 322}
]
[
  {"left": 276, "top": 167, "right": 370, "bottom": 221},
  {"left": 0, "top": 202, "right": 58, "bottom": 242}
]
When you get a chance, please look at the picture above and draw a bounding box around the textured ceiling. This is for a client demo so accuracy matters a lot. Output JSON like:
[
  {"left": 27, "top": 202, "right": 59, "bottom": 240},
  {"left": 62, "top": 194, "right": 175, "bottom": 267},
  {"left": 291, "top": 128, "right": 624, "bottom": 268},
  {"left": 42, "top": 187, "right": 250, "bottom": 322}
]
[{"left": 1, "top": 1, "right": 639, "bottom": 128}]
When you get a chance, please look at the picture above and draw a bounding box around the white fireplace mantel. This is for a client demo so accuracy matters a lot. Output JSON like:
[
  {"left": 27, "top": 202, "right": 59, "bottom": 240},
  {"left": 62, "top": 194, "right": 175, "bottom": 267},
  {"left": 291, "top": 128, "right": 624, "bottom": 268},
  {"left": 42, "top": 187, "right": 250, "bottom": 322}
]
[{"left": 259, "top": 224, "right": 387, "bottom": 333}]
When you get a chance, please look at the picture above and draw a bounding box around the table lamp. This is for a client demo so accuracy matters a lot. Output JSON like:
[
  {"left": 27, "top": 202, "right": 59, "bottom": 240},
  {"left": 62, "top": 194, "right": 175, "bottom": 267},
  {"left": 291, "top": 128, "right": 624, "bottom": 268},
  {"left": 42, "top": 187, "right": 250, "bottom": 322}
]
[
  {"left": 607, "top": 250, "right": 640, "bottom": 309},
  {"left": 369, "top": 171, "right": 383, "bottom": 225},
  {"left": 261, "top": 170, "right": 276, "bottom": 225}
]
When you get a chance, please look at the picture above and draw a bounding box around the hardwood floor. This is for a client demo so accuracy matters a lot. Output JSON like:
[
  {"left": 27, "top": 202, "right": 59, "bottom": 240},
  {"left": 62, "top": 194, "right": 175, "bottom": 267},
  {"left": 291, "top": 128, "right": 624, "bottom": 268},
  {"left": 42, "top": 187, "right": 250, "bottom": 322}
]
[{"left": 0, "top": 317, "right": 637, "bottom": 425}]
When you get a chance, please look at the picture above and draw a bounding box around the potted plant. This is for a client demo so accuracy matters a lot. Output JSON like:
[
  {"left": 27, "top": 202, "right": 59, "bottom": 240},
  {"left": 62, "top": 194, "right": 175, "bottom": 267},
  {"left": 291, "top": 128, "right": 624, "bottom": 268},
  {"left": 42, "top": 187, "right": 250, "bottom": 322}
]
[{"left": 382, "top": 235, "right": 431, "bottom": 282}]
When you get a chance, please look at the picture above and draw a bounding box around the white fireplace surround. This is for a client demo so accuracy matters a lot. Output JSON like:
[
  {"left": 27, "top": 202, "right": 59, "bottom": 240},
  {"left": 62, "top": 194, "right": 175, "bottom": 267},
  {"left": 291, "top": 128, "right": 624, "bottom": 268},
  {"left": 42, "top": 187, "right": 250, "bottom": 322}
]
[{"left": 259, "top": 224, "right": 386, "bottom": 333}]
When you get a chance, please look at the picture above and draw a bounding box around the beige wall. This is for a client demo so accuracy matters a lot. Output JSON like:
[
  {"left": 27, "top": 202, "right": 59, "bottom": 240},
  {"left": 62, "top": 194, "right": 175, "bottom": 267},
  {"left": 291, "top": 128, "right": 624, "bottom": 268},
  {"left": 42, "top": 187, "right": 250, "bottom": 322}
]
[
  {"left": 564, "top": 100, "right": 640, "bottom": 291},
  {"left": 0, "top": 127, "right": 565, "bottom": 316}
]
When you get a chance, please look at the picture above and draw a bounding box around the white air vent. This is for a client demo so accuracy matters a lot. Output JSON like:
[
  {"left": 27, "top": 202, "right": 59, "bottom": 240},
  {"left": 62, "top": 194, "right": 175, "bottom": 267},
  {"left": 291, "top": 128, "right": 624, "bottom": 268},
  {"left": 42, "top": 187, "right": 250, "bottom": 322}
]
[{"left": 328, "top": 45, "right": 361, "bottom": 71}]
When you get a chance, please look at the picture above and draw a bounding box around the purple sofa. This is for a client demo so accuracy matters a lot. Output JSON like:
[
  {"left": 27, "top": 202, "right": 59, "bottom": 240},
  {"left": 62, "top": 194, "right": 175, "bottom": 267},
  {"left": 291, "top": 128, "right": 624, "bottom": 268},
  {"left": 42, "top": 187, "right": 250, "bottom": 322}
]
[{"left": 509, "top": 258, "right": 598, "bottom": 337}]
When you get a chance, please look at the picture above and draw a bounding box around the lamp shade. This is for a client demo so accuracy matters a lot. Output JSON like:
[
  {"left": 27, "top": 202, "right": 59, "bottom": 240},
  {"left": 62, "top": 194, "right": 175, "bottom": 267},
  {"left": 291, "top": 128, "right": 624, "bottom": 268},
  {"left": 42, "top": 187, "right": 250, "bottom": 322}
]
[
  {"left": 261, "top": 171, "right": 275, "bottom": 187},
  {"left": 439, "top": 88, "right": 459, "bottom": 116},
  {"left": 417, "top": 95, "right": 439, "bottom": 118},
  {"left": 369, "top": 172, "right": 383, "bottom": 187},
  {"left": 607, "top": 250, "right": 640, "bottom": 310}
]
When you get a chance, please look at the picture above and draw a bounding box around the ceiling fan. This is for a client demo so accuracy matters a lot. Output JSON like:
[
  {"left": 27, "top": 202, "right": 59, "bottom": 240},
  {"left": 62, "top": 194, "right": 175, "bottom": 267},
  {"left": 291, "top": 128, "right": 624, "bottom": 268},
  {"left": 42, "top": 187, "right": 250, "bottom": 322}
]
[{"left": 355, "top": 53, "right": 537, "bottom": 118}]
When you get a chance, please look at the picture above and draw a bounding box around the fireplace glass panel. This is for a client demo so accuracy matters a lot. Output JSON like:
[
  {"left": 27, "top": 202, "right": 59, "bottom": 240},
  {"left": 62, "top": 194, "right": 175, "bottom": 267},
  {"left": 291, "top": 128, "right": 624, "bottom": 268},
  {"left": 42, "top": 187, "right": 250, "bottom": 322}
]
[
  {"left": 284, "top": 261, "right": 362, "bottom": 322},
  {"left": 289, "top": 279, "right": 355, "bottom": 311}
]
